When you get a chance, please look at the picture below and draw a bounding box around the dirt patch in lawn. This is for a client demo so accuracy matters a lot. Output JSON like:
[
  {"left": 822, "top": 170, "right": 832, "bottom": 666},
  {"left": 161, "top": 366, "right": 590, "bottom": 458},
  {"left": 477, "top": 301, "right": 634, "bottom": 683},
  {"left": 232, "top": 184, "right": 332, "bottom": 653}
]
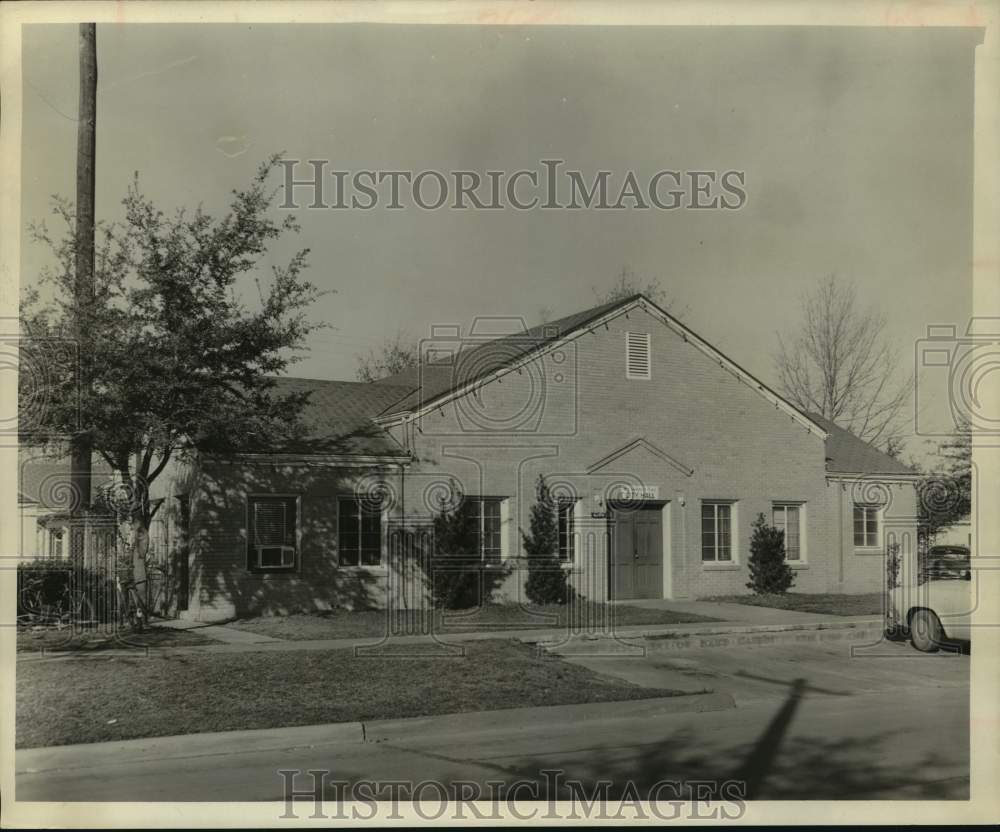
[
  {"left": 705, "top": 593, "right": 884, "bottom": 616},
  {"left": 228, "top": 602, "right": 718, "bottom": 642},
  {"left": 17, "top": 626, "right": 215, "bottom": 654},
  {"left": 16, "top": 639, "right": 690, "bottom": 749}
]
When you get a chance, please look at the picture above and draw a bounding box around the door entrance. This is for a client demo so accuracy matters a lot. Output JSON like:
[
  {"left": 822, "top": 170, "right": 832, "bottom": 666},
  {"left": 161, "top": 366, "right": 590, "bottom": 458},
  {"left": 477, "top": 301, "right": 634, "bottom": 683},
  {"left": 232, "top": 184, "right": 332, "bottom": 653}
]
[{"left": 609, "top": 503, "right": 664, "bottom": 600}]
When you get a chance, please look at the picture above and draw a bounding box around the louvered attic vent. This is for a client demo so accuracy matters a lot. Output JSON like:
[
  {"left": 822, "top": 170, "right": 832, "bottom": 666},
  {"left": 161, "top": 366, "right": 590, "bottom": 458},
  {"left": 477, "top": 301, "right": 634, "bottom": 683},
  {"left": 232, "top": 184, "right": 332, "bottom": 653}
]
[{"left": 625, "top": 332, "right": 651, "bottom": 380}]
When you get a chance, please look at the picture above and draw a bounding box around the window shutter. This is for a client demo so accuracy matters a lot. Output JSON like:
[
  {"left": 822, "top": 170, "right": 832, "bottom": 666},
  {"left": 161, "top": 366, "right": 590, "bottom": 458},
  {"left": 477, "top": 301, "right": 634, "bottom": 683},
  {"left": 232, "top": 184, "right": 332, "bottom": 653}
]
[{"left": 626, "top": 332, "right": 651, "bottom": 379}]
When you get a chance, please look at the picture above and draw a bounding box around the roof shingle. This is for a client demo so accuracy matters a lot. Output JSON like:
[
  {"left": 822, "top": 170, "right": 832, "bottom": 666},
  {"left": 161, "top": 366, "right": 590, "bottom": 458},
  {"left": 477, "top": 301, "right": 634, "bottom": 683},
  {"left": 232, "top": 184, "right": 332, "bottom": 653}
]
[
  {"left": 263, "top": 377, "right": 414, "bottom": 456},
  {"left": 374, "top": 296, "right": 634, "bottom": 416},
  {"left": 18, "top": 451, "right": 115, "bottom": 507},
  {"left": 804, "top": 412, "right": 917, "bottom": 476}
]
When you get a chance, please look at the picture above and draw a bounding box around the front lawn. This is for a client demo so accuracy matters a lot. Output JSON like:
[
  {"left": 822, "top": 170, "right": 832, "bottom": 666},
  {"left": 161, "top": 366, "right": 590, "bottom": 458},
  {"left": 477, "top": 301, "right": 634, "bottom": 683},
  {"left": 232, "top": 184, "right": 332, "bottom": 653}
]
[
  {"left": 706, "top": 593, "right": 884, "bottom": 617},
  {"left": 227, "top": 601, "right": 718, "bottom": 641},
  {"left": 16, "top": 639, "right": 688, "bottom": 748},
  {"left": 17, "top": 626, "right": 214, "bottom": 653}
]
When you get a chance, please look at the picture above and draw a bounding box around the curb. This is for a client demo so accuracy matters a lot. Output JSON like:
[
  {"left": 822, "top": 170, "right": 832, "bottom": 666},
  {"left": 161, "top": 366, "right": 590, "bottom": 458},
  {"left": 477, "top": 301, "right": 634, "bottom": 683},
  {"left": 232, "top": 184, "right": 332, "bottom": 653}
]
[
  {"left": 16, "top": 692, "right": 734, "bottom": 775},
  {"left": 363, "top": 692, "right": 735, "bottom": 745},
  {"left": 16, "top": 719, "right": 365, "bottom": 774},
  {"left": 535, "top": 618, "right": 886, "bottom": 654}
]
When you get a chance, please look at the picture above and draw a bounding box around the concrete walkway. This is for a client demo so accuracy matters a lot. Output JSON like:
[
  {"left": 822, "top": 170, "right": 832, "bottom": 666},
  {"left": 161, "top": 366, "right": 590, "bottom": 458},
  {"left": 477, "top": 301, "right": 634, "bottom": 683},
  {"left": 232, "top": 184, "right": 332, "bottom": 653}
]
[
  {"left": 149, "top": 617, "right": 284, "bottom": 644},
  {"left": 17, "top": 603, "right": 882, "bottom": 662}
]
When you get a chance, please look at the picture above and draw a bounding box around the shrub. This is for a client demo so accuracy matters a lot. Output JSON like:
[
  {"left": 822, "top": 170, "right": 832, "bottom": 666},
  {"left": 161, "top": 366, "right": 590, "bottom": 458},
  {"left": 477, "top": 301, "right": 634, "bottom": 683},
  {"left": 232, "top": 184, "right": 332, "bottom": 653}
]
[
  {"left": 429, "top": 482, "right": 509, "bottom": 609},
  {"left": 886, "top": 540, "right": 902, "bottom": 590},
  {"left": 521, "top": 475, "right": 575, "bottom": 605},
  {"left": 17, "top": 558, "right": 118, "bottom": 624},
  {"left": 745, "top": 513, "right": 795, "bottom": 595}
]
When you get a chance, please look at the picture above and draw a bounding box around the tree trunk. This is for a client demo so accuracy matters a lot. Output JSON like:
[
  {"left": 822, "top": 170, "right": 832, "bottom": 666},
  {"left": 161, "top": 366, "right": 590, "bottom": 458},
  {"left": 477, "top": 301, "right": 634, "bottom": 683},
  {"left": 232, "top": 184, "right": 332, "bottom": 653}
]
[{"left": 131, "top": 517, "right": 149, "bottom": 594}]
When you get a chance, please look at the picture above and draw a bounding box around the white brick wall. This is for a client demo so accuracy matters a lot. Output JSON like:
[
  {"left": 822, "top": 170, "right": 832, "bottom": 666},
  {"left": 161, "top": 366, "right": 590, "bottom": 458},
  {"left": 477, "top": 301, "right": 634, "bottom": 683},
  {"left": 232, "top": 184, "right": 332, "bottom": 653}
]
[{"left": 151, "top": 305, "right": 915, "bottom": 620}]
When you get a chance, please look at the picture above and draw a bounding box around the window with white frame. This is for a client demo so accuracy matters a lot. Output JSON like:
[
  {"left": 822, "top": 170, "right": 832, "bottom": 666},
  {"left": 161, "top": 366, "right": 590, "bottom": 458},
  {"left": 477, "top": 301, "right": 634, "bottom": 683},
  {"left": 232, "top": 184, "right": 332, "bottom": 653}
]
[
  {"left": 338, "top": 498, "right": 383, "bottom": 567},
  {"left": 468, "top": 497, "right": 503, "bottom": 562},
  {"left": 853, "top": 504, "right": 880, "bottom": 548},
  {"left": 701, "top": 501, "right": 734, "bottom": 562},
  {"left": 248, "top": 496, "right": 298, "bottom": 571},
  {"left": 772, "top": 503, "right": 804, "bottom": 561},
  {"left": 557, "top": 499, "right": 575, "bottom": 561},
  {"left": 49, "top": 529, "right": 64, "bottom": 559},
  {"left": 625, "top": 332, "right": 651, "bottom": 380}
]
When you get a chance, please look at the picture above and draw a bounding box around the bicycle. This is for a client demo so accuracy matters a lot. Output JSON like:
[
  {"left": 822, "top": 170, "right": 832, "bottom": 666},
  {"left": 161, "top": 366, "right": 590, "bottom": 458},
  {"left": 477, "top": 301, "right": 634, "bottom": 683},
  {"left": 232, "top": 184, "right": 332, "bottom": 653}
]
[
  {"left": 115, "top": 575, "right": 150, "bottom": 632},
  {"left": 17, "top": 573, "right": 68, "bottom": 627}
]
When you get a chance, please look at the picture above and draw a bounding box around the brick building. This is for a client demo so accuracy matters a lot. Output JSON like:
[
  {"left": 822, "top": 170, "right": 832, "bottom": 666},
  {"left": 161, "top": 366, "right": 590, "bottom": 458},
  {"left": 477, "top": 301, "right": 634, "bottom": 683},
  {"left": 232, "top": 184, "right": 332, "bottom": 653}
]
[{"left": 148, "top": 294, "right": 920, "bottom": 621}]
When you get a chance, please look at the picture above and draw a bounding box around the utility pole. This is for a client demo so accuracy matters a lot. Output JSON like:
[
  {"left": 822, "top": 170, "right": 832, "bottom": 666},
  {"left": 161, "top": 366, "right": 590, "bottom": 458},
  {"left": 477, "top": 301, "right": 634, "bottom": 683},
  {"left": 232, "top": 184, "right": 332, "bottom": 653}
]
[{"left": 70, "top": 23, "right": 96, "bottom": 561}]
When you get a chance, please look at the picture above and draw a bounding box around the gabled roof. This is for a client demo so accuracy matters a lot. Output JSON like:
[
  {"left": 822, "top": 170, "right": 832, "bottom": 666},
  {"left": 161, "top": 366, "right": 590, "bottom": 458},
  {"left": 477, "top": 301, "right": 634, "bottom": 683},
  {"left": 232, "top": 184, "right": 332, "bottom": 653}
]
[
  {"left": 804, "top": 412, "right": 918, "bottom": 476},
  {"left": 234, "top": 298, "right": 916, "bottom": 477},
  {"left": 374, "top": 297, "right": 628, "bottom": 417},
  {"left": 374, "top": 294, "right": 827, "bottom": 438},
  {"left": 260, "top": 377, "right": 414, "bottom": 457}
]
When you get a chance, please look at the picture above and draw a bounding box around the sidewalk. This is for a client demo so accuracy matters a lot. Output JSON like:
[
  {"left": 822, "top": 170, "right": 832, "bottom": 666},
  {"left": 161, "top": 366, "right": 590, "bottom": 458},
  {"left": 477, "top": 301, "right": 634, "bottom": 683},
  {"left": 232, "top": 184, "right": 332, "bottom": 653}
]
[
  {"left": 16, "top": 600, "right": 882, "bottom": 661},
  {"left": 15, "top": 679, "right": 969, "bottom": 802},
  {"left": 150, "top": 617, "right": 284, "bottom": 644}
]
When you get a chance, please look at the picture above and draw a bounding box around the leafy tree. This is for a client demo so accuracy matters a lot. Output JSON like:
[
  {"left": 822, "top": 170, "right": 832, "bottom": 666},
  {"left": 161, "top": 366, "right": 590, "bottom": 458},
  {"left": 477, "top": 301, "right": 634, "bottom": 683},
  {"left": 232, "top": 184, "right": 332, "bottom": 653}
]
[
  {"left": 20, "top": 156, "right": 324, "bottom": 598},
  {"left": 774, "top": 275, "right": 912, "bottom": 452},
  {"left": 521, "top": 475, "right": 575, "bottom": 605},
  {"left": 355, "top": 332, "right": 419, "bottom": 382},
  {"left": 745, "top": 513, "right": 795, "bottom": 595}
]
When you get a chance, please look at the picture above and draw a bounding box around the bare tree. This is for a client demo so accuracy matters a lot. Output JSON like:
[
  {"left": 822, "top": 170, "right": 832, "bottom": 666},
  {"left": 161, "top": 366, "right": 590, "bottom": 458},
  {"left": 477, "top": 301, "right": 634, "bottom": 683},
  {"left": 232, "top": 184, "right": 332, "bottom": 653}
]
[
  {"left": 774, "top": 275, "right": 912, "bottom": 450},
  {"left": 593, "top": 266, "right": 683, "bottom": 317},
  {"left": 535, "top": 305, "right": 556, "bottom": 326},
  {"left": 355, "top": 332, "right": 419, "bottom": 382}
]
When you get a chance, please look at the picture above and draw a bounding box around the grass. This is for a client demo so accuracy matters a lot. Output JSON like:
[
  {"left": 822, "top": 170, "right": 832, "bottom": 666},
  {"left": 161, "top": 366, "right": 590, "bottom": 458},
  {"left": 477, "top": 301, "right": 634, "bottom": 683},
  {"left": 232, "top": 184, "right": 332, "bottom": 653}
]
[
  {"left": 705, "top": 592, "right": 884, "bottom": 616},
  {"left": 227, "top": 601, "right": 719, "bottom": 641},
  {"left": 16, "top": 639, "right": 687, "bottom": 749},
  {"left": 16, "top": 626, "right": 214, "bottom": 654}
]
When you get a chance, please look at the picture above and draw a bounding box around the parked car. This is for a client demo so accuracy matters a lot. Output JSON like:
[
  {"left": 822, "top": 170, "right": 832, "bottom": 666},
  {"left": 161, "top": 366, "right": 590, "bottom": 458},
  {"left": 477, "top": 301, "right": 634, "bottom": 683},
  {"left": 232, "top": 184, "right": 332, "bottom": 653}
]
[{"left": 887, "top": 545, "right": 972, "bottom": 652}]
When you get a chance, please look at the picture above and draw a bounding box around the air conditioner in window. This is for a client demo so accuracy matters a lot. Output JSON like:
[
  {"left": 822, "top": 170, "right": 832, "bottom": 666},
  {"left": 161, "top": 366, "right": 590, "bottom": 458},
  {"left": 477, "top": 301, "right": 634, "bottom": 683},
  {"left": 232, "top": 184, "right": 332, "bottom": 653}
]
[{"left": 256, "top": 546, "right": 296, "bottom": 569}]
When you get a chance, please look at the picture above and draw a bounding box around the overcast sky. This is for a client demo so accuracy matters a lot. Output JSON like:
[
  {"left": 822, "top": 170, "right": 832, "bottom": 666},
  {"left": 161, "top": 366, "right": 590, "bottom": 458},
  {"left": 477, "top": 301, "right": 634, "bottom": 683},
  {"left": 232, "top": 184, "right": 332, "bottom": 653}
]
[{"left": 21, "top": 24, "right": 979, "bottom": 458}]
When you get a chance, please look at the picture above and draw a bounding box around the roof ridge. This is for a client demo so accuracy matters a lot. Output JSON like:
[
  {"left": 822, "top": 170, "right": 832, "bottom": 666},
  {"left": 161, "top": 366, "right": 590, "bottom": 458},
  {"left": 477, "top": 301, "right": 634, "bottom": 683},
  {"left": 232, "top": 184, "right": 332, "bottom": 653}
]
[{"left": 374, "top": 294, "right": 647, "bottom": 392}]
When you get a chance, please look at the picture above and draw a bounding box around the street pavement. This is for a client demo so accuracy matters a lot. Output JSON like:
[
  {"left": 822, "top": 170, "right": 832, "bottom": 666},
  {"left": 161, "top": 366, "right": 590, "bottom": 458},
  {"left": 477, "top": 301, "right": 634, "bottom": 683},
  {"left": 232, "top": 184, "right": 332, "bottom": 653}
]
[{"left": 15, "top": 636, "right": 969, "bottom": 803}]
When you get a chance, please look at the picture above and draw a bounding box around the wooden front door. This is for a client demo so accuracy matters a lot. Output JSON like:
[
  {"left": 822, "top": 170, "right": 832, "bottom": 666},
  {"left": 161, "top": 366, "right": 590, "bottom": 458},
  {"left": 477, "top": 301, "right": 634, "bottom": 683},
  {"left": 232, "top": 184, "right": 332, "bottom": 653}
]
[{"left": 610, "top": 505, "right": 664, "bottom": 600}]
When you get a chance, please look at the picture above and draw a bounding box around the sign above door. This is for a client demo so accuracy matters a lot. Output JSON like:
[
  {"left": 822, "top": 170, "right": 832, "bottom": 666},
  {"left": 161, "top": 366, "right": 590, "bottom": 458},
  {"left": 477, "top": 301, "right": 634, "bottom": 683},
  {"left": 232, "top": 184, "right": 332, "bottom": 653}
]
[{"left": 614, "top": 484, "right": 659, "bottom": 501}]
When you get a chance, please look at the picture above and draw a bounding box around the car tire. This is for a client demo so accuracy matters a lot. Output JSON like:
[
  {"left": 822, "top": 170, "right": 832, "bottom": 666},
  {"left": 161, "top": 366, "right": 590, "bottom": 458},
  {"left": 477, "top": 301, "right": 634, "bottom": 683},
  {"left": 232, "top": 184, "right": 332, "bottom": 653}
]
[
  {"left": 910, "top": 609, "right": 943, "bottom": 653},
  {"left": 883, "top": 625, "right": 909, "bottom": 642}
]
